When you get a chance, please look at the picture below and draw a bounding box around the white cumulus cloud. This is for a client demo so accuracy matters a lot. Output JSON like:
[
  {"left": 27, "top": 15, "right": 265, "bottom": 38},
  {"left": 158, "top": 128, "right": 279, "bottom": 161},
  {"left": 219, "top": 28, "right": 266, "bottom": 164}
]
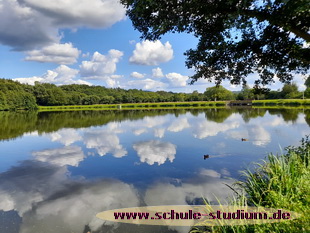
[
  {"left": 129, "top": 40, "right": 173, "bottom": 66},
  {"left": 166, "top": 72, "right": 189, "bottom": 87},
  {"left": 25, "top": 43, "right": 80, "bottom": 64},
  {"left": 130, "top": 71, "right": 145, "bottom": 79},
  {"left": 126, "top": 78, "right": 167, "bottom": 91},
  {"left": 44, "top": 65, "right": 79, "bottom": 83},
  {"left": 14, "top": 65, "right": 92, "bottom": 85},
  {"left": 80, "top": 50, "right": 123, "bottom": 87},
  {"left": 13, "top": 76, "right": 44, "bottom": 85},
  {"left": 152, "top": 67, "right": 164, "bottom": 78}
]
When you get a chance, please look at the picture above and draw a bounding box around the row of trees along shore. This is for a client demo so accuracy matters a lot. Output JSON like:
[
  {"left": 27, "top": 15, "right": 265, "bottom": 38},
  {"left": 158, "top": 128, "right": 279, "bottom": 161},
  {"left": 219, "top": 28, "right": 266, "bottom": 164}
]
[{"left": 0, "top": 78, "right": 310, "bottom": 110}]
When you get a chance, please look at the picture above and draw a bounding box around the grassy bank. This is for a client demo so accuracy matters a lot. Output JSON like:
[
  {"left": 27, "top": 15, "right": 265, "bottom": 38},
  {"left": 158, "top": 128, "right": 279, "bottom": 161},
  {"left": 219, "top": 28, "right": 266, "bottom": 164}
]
[
  {"left": 37, "top": 101, "right": 227, "bottom": 111},
  {"left": 252, "top": 105, "right": 310, "bottom": 110},
  {"left": 253, "top": 99, "right": 310, "bottom": 106},
  {"left": 4, "top": 99, "right": 310, "bottom": 112},
  {"left": 192, "top": 136, "right": 310, "bottom": 233}
]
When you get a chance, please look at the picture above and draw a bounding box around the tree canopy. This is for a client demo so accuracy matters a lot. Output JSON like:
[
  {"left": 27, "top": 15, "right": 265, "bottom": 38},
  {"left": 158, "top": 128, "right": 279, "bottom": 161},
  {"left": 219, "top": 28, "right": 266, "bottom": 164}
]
[
  {"left": 204, "top": 85, "right": 235, "bottom": 101},
  {"left": 121, "top": 0, "right": 310, "bottom": 86}
]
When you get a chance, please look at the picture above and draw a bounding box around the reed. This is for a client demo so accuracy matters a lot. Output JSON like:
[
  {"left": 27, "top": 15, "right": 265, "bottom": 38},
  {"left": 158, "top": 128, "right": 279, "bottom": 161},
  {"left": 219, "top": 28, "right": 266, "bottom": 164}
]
[{"left": 191, "top": 136, "right": 310, "bottom": 233}]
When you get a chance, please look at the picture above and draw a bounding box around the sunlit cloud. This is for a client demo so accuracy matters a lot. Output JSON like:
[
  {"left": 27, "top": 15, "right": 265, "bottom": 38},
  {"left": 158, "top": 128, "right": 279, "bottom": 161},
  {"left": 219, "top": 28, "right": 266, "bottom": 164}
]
[
  {"left": 129, "top": 40, "right": 173, "bottom": 66},
  {"left": 166, "top": 72, "right": 189, "bottom": 87},
  {"left": 130, "top": 71, "right": 145, "bottom": 79},
  {"left": 25, "top": 43, "right": 80, "bottom": 64},
  {"left": 14, "top": 65, "right": 92, "bottom": 86},
  {"left": 152, "top": 67, "right": 164, "bottom": 78}
]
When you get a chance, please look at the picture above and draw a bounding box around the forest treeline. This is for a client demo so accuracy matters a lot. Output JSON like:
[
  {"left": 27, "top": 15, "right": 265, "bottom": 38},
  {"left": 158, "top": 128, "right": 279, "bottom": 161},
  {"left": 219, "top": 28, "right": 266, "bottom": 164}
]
[{"left": 0, "top": 79, "right": 309, "bottom": 110}]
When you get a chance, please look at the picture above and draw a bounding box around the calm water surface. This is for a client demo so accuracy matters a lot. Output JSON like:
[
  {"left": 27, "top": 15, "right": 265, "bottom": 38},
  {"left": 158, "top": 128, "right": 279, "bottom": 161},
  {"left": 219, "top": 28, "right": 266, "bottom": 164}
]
[{"left": 0, "top": 108, "right": 309, "bottom": 233}]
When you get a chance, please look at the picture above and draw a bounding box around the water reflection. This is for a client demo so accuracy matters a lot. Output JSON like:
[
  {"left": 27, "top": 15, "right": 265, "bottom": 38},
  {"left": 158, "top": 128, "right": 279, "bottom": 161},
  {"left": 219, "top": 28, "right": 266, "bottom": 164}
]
[
  {"left": 192, "top": 117, "right": 240, "bottom": 139},
  {"left": 0, "top": 108, "right": 310, "bottom": 232},
  {"left": 0, "top": 160, "right": 232, "bottom": 233},
  {"left": 48, "top": 128, "right": 82, "bottom": 146},
  {"left": 154, "top": 127, "right": 166, "bottom": 138},
  {"left": 0, "top": 161, "right": 140, "bottom": 233},
  {"left": 33, "top": 146, "right": 85, "bottom": 167},
  {"left": 167, "top": 118, "right": 190, "bottom": 132},
  {"left": 0, "top": 108, "right": 309, "bottom": 141},
  {"left": 133, "top": 140, "right": 176, "bottom": 165},
  {"left": 84, "top": 126, "right": 127, "bottom": 158}
]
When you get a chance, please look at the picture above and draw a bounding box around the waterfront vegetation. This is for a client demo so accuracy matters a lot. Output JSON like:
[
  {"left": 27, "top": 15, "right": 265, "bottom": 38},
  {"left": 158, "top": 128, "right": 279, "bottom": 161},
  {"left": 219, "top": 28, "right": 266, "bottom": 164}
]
[
  {"left": 38, "top": 99, "right": 310, "bottom": 111},
  {"left": 253, "top": 99, "right": 310, "bottom": 106},
  {"left": 38, "top": 101, "right": 227, "bottom": 111},
  {"left": 1, "top": 79, "right": 310, "bottom": 111},
  {"left": 191, "top": 137, "right": 310, "bottom": 233}
]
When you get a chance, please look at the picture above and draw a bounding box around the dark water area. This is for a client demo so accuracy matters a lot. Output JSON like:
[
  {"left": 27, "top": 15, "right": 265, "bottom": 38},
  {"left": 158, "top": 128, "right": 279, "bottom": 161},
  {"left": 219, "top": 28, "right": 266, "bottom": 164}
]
[{"left": 0, "top": 108, "right": 309, "bottom": 233}]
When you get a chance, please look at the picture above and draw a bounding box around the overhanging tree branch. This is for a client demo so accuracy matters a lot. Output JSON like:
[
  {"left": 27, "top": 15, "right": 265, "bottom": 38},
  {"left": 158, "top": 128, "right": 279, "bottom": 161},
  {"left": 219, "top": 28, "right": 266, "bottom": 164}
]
[
  {"left": 121, "top": 0, "right": 310, "bottom": 85},
  {"left": 240, "top": 9, "right": 310, "bottom": 42}
]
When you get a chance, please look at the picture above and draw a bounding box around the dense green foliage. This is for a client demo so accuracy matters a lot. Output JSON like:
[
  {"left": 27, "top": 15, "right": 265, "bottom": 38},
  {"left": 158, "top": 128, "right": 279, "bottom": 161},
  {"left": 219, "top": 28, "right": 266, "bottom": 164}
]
[
  {"left": 0, "top": 79, "right": 37, "bottom": 110},
  {"left": 237, "top": 86, "right": 255, "bottom": 100},
  {"left": 0, "top": 79, "right": 209, "bottom": 110},
  {"left": 121, "top": 0, "right": 309, "bottom": 86},
  {"left": 192, "top": 136, "right": 310, "bottom": 233},
  {"left": 1, "top": 79, "right": 310, "bottom": 110},
  {"left": 204, "top": 85, "right": 235, "bottom": 101}
]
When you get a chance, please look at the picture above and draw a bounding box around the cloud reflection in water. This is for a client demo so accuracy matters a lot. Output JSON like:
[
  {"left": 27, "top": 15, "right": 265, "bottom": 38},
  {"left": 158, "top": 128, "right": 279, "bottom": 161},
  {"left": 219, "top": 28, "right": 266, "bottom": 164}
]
[
  {"left": 0, "top": 160, "right": 233, "bottom": 233},
  {"left": 133, "top": 140, "right": 177, "bottom": 165}
]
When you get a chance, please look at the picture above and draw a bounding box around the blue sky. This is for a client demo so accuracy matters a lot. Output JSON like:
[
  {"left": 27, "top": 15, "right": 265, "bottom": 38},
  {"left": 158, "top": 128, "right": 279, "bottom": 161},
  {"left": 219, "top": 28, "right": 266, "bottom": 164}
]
[{"left": 0, "top": 0, "right": 307, "bottom": 93}]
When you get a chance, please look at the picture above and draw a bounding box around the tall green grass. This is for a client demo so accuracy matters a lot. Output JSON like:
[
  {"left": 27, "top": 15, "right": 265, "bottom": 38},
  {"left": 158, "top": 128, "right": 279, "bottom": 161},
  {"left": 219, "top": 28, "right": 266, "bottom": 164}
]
[
  {"left": 253, "top": 99, "right": 310, "bottom": 106},
  {"left": 37, "top": 101, "right": 227, "bottom": 111},
  {"left": 191, "top": 137, "right": 310, "bottom": 233}
]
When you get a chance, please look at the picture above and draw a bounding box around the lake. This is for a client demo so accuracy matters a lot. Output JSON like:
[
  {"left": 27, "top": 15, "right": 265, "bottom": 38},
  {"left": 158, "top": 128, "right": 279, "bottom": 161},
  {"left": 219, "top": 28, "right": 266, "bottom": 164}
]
[{"left": 0, "top": 108, "right": 309, "bottom": 233}]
